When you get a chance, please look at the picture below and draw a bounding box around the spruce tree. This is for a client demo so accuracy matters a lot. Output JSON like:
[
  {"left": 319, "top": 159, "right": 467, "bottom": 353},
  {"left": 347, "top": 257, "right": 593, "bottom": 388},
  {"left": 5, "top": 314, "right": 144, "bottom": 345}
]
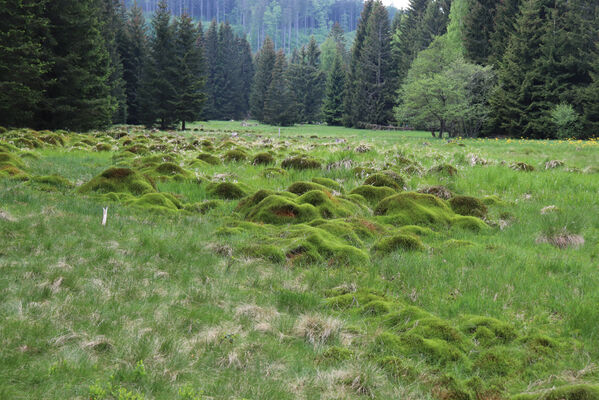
[
  {"left": 101, "top": 0, "right": 128, "bottom": 124},
  {"left": 174, "top": 13, "right": 205, "bottom": 130},
  {"left": 463, "top": 0, "right": 500, "bottom": 64},
  {"left": 216, "top": 22, "right": 239, "bottom": 119},
  {"left": 122, "top": 1, "right": 147, "bottom": 125},
  {"left": 236, "top": 36, "right": 254, "bottom": 118},
  {"left": 288, "top": 38, "right": 325, "bottom": 123},
  {"left": 343, "top": 0, "right": 375, "bottom": 127},
  {"left": 139, "top": 0, "right": 178, "bottom": 129},
  {"left": 264, "top": 51, "right": 297, "bottom": 126},
  {"left": 250, "top": 37, "right": 276, "bottom": 122},
  {"left": 489, "top": 0, "right": 521, "bottom": 65},
  {"left": 0, "top": 0, "right": 47, "bottom": 128},
  {"left": 202, "top": 20, "right": 220, "bottom": 120},
  {"left": 355, "top": 1, "right": 395, "bottom": 126},
  {"left": 489, "top": 0, "right": 546, "bottom": 137},
  {"left": 40, "top": 0, "right": 113, "bottom": 130},
  {"left": 323, "top": 53, "right": 347, "bottom": 126}
]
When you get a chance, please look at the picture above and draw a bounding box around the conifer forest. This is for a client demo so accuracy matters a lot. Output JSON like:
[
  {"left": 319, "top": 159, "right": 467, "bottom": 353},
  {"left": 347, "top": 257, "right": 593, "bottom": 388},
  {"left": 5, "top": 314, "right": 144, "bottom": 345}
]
[{"left": 1, "top": 0, "right": 599, "bottom": 399}]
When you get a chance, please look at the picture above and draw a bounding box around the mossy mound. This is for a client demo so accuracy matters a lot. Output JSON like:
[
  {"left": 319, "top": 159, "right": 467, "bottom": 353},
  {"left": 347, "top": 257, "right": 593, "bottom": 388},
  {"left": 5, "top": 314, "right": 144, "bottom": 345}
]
[
  {"left": 39, "top": 132, "right": 66, "bottom": 146},
  {"left": 512, "top": 385, "right": 599, "bottom": 400},
  {"left": 125, "top": 192, "right": 183, "bottom": 213},
  {"left": 375, "top": 331, "right": 463, "bottom": 364},
  {"left": 0, "top": 142, "right": 20, "bottom": 153},
  {"left": 252, "top": 152, "right": 275, "bottom": 165},
  {"left": 349, "top": 185, "right": 396, "bottom": 206},
  {"left": 207, "top": 182, "right": 248, "bottom": 200},
  {"left": 319, "top": 346, "right": 353, "bottom": 363},
  {"left": 308, "top": 219, "right": 364, "bottom": 247},
  {"left": 418, "top": 185, "right": 453, "bottom": 200},
  {"left": 311, "top": 177, "right": 343, "bottom": 193},
  {"left": 371, "top": 234, "right": 425, "bottom": 255},
  {"left": 28, "top": 175, "right": 74, "bottom": 191},
  {"left": 374, "top": 192, "right": 487, "bottom": 231},
  {"left": 429, "top": 164, "right": 458, "bottom": 176},
  {"left": 144, "top": 162, "right": 194, "bottom": 181},
  {"left": 223, "top": 149, "right": 248, "bottom": 162},
  {"left": 281, "top": 156, "right": 322, "bottom": 170},
  {"left": 0, "top": 152, "right": 26, "bottom": 170},
  {"left": 95, "top": 143, "right": 113, "bottom": 152},
  {"left": 78, "top": 167, "right": 155, "bottom": 196},
  {"left": 243, "top": 194, "right": 319, "bottom": 224},
  {"left": 0, "top": 165, "right": 28, "bottom": 179},
  {"left": 238, "top": 244, "right": 285, "bottom": 263},
  {"left": 296, "top": 190, "right": 362, "bottom": 220},
  {"left": 197, "top": 152, "right": 221, "bottom": 165},
  {"left": 283, "top": 224, "right": 369, "bottom": 265},
  {"left": 460, "top": 315, "right": 518, "bottom": 345},
  {"left": 364, "top": 172, "right": 404, "bottom": 190},
  {"left": 397, "top": 225, "right": 435, "bottom": 237},
  {"left": 261, "top": 167, "right": 287, "bottom": 178},
  {"left": 449, "top": 196, "right": 488, "bottom": 219},
  {"left": 123, "top": 144, "right": 149, "bottom": 154},
  {"left": 287, "top": 181, "right": 330, "bottom": 195},
  {"left": 473, "top": 346, "right": 522, "bottom": 377},
  {"left": 183, "top": 200, "right": 223, "bottom": 214}
]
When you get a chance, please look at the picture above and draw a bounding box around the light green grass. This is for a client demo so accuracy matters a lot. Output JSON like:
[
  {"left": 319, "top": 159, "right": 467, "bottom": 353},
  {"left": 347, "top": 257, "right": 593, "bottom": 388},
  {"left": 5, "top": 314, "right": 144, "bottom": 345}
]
[{"left": 1, "top": 122, "right": 598, "bottom": 399}]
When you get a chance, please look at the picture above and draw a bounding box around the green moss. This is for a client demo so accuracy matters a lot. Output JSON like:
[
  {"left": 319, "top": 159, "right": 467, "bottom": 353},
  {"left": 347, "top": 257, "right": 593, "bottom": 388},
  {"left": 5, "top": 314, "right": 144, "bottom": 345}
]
[
  {"left": 308, "top": 219, "right": 363, "bottom": 247},
  {"left": 512, "top": 385, "right": 599, "bottom": 400},
  {"left": 410, "top": 317, "right": 466, "bottom": 346},
  {"left": 245, "top": 194, "right": 319, "bottom": 224},
  {"left": 397, "top": 225, "right": 435, "bottom": 237},
  {"left": 383, "top": 305, "right": 434, "bottom": 328},
  {"left": 461, "top": 316, "right": 518, "bottom": 344},
  {"left": 375, "top": 332, "right": 463, "bottom": 363},
  {"left": 207, "top": 182, "right": 248, "bottom": 200},
  {"left": 474, "top": 346, "right": 522, "bottom": 377},
  {"left": 443, "top": 239, "right": 476, "bottom": 248},
  {"left": 429, "top": 164, "right": 458, "bottom": 176},
  {"left": 239, "top": 244, "right": 285, "bottom": 263},
  {"left": 197, "top": 152, "right": 221, "bottom": 165},
  {"left": 349, "top": 185, "right": 396, "bottom": 206},
  {"left": 0, "top": 142, "right": 20, "bottom": 153},
  {"left": 361, "top": 300, "right": 394, "bottom": 316},
  {"left": 40, "top": 133, "right": 65, "bottom": 146},
  {"left": 320, "top": 346, "right": 353, "bottom": 362},
  {"left": 144, "top": 162, "right": 194, "bottom": 181},
  {"left": 311, "top": 177, "right": 343, "bottom": 193},
  {"left": 252, "top": 152, "right": 275, "bottom": 165},
  {"left": 125, "top": 193, "right": 183, "bottom": 213},
  {"left": 375, "top": 192, "right": 454, "bottom": 225},
  {"left": 0, "top": 165, "right": 28, "bottom": 179},
  {"left": 123, "top": 144, "right": 149, "bottom": 154},
  {"left": 0, "top": 152, "right": 26, "bottom": 169},
  {"left": 364, "top": 173, "right": 403, "bottom": 190},
  {"left": 223, "top": 149, "right": 248, "bottom": 162},
  {"left": 95, "top": 143, "right": 113, "bottom": 152},
  {"left": 451, "top": 216, "right": 488, "bottom": 232},
  {"left": 449, "top": 196, "right": 488, "bottom": 218},
  {"left": 325, "top": 289, "right": 386, "bottom": 309},
  {"left": 78, "top": 167, "right": 155, "bottom": 196},
  {"left": 481, "top": 195, "right": 506, "bottom": 206},
  {"left": 287, "top": 181, "right": 330, "bottom": 195},
  {"left": 418, "top": 185, "right": 453, "bottom": 200},
  {"left": 284, "top": 224, "right": 369, "bottom": 265},
  {"left": 377, "top": 356, "right": 418, "bottom": 380},
  {"left": 281, "top": 156, "right": 321, "bottom": 170},
  {"left": 297, "top": 190, "right": 359, "bottom": 219},
  {"left": 183, "top": 200, "right": 223, "bottom": 214},
  {"left": 372, "top": 234, "right": 425, "bottom": 255},
  {"left": 261, "top": 167, "right": 287, "bottom": 178},
  {"left": 28, "top": 175, "right": 74, "bottom": 190}
]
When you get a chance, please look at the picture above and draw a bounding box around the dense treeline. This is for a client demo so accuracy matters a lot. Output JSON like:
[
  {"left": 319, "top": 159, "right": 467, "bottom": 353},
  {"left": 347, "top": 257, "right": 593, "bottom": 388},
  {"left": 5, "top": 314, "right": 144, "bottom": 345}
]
[
  {"left": 1, "top": 0, "right": 598, "bottom": 138},
  {"left": 122, "top": 0, "right": 367, "bottom": 52}
]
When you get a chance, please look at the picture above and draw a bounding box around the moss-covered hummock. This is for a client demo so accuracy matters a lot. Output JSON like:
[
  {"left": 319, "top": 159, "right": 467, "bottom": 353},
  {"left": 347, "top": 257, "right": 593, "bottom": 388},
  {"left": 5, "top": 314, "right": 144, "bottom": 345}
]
[
  {"left": 287, "top": 181, "right": 330, "bottom": 195},
  {"left": 207, "top": 182, "right": 248, "bottom": 200},
  {"left": 512, "top": 384, "right": 599, "bottom": 400},
  {"left": 449, "top": 196, "right": 488, "bottom": 218},
  {"left": 428, "top": 164, "right": 458, "bottom": 176},
  {"left": 223, "top": 149, "right": 248, "bottom": 162},
  {"left": 197, "top": 152, "right": 221, "bottom": 165},
  {"left": 281, "top": 156, "right": 322, "bottom": 170},
  {"left": 252, "top": 152, "right": 275, "bottom": 165},
  {"left": 78, "top": 167, "right": 156, "bottom": 196},
  {"left": 364, "top": 172, "right": 404, "bottom": 190},
  {"left": 374, "top": 192, "right": 488, "bottom": 231},
  {"left": 349, "top": 185, "right": 396, "bottom": 206},
  {"left": 244, "top": 194, "right": 319, "bottom": 224},
  {"left": 125, "top": 192, "right": 183, "bottom": 213},
  {"left": 311, "top": 177, "right": 343, "bottom": 193},
  {"left": 371, "top": 234, "right": 425, "bottom": 254}
]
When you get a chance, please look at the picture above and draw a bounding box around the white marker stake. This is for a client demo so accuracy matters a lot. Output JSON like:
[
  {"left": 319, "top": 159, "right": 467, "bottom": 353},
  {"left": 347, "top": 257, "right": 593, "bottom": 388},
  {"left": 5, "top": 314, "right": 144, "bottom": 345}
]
[
  {"left": 102, "top": 207, "right": 108, "bottom": 226},
  {"left": 279, "top": 127, "right": 281, "bottom": 138}
]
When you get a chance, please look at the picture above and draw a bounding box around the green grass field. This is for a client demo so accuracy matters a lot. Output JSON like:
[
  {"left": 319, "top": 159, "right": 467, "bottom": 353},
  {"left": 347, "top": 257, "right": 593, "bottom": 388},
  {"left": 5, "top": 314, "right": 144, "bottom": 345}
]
[{"left": 1, "top": 122, "right": 598, "bottom": 399}]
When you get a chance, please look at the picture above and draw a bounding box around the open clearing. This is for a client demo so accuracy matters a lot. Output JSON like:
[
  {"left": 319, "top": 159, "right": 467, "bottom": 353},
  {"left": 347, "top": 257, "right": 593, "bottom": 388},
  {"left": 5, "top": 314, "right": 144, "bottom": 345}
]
[{"left": 1, "top": 122, "right": 599, "bottom": 399}]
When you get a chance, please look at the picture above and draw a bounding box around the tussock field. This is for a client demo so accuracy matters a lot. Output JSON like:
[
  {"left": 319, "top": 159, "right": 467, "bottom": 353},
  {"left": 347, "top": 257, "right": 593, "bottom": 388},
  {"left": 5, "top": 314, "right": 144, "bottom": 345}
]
[{"left": 1, "top": 122, "right": 599, "bottom": 399}]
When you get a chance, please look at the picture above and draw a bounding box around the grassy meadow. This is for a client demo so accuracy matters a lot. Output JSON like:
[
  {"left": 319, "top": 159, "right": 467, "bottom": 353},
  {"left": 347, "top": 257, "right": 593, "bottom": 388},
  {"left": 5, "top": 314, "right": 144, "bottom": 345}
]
[{"left": 1, "top": 122, "right": 599, "bottom": 399}]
